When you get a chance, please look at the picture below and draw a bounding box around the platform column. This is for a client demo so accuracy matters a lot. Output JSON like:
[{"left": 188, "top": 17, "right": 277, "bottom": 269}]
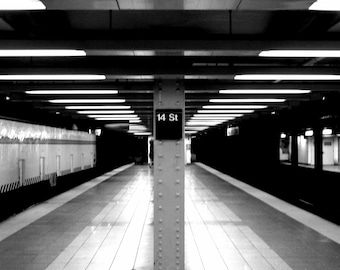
[
  {"left": 291, "top": 131, "right": 298, "bottom": 167},
  {"left": 153, "top": 80, "right": 185, "bottom": 270},
  {"left": 314, "top": 125, "right": 323, "bottom": 171}
]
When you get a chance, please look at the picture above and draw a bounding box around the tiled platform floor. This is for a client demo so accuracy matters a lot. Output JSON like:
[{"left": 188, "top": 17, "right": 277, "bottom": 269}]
[{"left": 0, "top": 163, "right": 339, "bottom": 269}]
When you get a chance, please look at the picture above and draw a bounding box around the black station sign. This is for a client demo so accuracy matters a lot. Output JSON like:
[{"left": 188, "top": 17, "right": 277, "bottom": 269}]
[{"left": 155, "top": 109, "right": 183, "bottom": 140}]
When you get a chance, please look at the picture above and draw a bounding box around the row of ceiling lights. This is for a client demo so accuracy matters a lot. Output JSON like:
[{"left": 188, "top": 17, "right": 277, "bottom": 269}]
[
  {"left": 186, "top": 90, "right": 312, "bottom": 134},
  {"left": 0, "top": 0, "right": 339, "bottom": 11},
  {"left": 0, "top": 48, "right": 338, "bottom": 136}
]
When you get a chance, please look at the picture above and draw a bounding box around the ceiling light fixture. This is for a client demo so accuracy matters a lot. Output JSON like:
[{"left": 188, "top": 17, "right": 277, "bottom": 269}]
[
  {"left": 94, "top": 118, "right": 139, "bottom": 121},
  {"left": 0, "top": 0, "right": 46, "bottom": 10},
  {"left": 219, "top": 89, "right": 310, "bottom": 94},
  {"left": 194, "top": 114, "right": 243, "bottom": 117},
  {"left": 185, "top": 126, "right": 208, "bottom": 130},
  {"left": 49, "top": 99, "right": 125, "bottom": 103},
  {"left": 0, "top": 75, "right": 106, "bottom": 80},
  {"left": 188, "top": 119, "right": 225, "bottom": 122},
  {"left": 210, "top": 99, "right": 285, "bottom": 103},
  {"left": 65, "top": 106, "right": 131, "bottom": 110},
  {"left": 88, "top": 115, "right": 139, "bottom": 118},
  {"left": 197, "top": 110, "right": 254, "bottom": 114},
  {"left": 134, "top": 132, "right": 152, "bottom": 136},
  {"left": 26, "top": 90, "right": 117, "bottom": 95},
  {"left": 0, "top": 50, "right": 86, "bottom": 57},
  {"left": 186, "top": 121, "right": 224, "bottom": 126},
  {"left": 260, "top": 50, "right": 340, "bottom": 57},
  {"left": 191, "top": 117, "right": 235, "bottom": 120},
  {"left": 77, "top": 110, "right": 134, "bottom": 114},
  {"left": 235, "top": 74, "right": 340, "bottom": 80},
  {"left": 203, "top": 105, "right": 267, "bottom": 109},
  {"left": 309, "top": 0, "right": 340, "bottom": 11}
]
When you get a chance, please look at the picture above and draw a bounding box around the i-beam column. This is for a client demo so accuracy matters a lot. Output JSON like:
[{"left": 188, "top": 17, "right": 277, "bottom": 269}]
[{"left": 153, "top": 80, "right": 185, "bottom": 270}]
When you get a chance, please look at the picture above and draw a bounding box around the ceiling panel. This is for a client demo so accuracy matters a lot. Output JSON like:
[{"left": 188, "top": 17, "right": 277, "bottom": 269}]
[
  {"left": 44, "top": 0, "right": 119, "bottom": 10},
  {"left": 238, "top": 0, "right": 314, "bottom": 10}
]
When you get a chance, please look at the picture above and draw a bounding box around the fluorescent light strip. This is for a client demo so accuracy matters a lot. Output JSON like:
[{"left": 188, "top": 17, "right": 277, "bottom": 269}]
[
  {"left": 203, "top": 105, "right": 267, "bottom": 109},
  {"left": 186, "top": 121, "right": 223, "bottom": 126},
  {"left": 187, "top": 118, "right": 225, "bottom": 122},
  {"left": 210, "top": 99, "right": 285, "bottom": 103},
  {"left": 129, "top": 120, "right": 142, "bottom": 123},
  {"left": 0, "top": 50, "right": 86, "bottom": 57},
  {"left": 194, "top": 114, "right": 243, "bottom": 117},
  {"left": 192, "top": 117, "right": 235, "bottom": 120},
  {"left": 197, "top": 110, "right": 254, "bottom": 114},
  {"left": 49, "top": 99, "right": 125, "bottom": 103},
  {"left": 95, "top": 118, "right": 139, "bottom": 121},
  {"left": 0, "top": 75, "right": 106, "bottom": 80},
  {"left": 185, "top": 127, "right": 208, "bottom": 131},
  {"left": 0, "top": 0, "right": 46, "bottom": 10},
  {"left": 185, "top": 131, "right": 198, "bottom": 134},
  {"left": 260, "top": 50, "right": 340, "bottom": 58},
  {"left": 129, "top": 125, "right": 147, "bottom": 132},
  {"left": 77, "top": 110, "right": 134, "bottom": 114},
  {"left": 219, "top": 89, "right": 310, "bottom": 94},
  {"left": 88, "top": 115, "right": 139, "bottom": 118},
  {"left": 235, "top": 74, "right": 340, "bottom": 81},
  {"left": 134, "top": 132, "right": 152, "bottom": 136},
  {"left": 65, "top": 106, "right": 131, "bottom": 110},
  {"left": 26, "top": 90, "right": 117, "bottom": 95},
  {"left": 309, "top": 0, "right": 340, "bottom": 11}
]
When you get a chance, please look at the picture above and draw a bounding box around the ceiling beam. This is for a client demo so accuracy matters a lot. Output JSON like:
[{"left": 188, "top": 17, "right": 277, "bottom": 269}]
[{"left": 1, "top": 39, "right": 340, "bottom": 52}]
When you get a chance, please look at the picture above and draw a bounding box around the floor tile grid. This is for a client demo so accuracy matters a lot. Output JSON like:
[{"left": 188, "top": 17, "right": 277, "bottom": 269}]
[
  {"left": 186, "top": 170, "right": 293, "bottom": 270},
  {"left": 0, "top": 164, "right": 134, "bottom": 243},
  {"left": 131, "top": 196, "right": 154, "bottom": 270},
  {"left": 46, "top": 170, "right": 149, "bottom": 270},
  {"left": 109, "top": 175, "right": 152, "bottom": 270},
  {"left": 185, "top": 188, "right": 229, "bottom": 269},
  {"left": 186, "top": 172, "right": 248, "bottom": 270},
  {"left": 195, "top": 171, "right": 293, "bottom": 270},
  {"left": 77, "top": 175, "right": 150, "bottom": 270}
]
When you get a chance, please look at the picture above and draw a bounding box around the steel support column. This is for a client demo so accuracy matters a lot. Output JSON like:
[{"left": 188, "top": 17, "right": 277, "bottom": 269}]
[{"left": 153, "top": 80, "right": 185, "bottom": 270}]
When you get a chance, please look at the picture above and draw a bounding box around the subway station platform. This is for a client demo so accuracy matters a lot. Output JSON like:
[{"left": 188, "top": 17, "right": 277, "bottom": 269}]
[{"left": 0, "top": 163, "right": 339, "bottom": 270}]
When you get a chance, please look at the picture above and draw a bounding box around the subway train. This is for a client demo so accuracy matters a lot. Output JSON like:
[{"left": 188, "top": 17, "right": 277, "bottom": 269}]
[{"left": 0, "top": 118, "right": 96, "bottom": 194}]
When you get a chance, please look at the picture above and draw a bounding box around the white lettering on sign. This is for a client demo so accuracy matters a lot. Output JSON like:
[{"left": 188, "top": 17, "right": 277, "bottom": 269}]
[
  {"left": 157, "top": 113, "right": 166, "bottom": 121},
  {"left": 169, "top": 113, "right": 178, "bottom": 122},
  {"left": 157, "top": 113, "right": 179, "bottom": 122}
]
